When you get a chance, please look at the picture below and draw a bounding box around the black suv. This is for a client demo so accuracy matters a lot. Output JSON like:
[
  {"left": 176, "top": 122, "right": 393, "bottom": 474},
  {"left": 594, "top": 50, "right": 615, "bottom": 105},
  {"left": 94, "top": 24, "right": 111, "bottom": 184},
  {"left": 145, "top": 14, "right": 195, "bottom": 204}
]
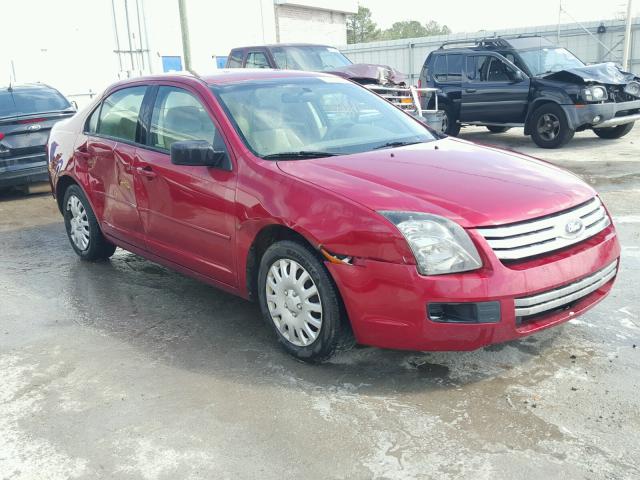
[
  {"left": 420, "top": 36, "right": 640, "bottom": 148},
  {"left": 1, "top": 84, "right": 75, "bottom": 189}
]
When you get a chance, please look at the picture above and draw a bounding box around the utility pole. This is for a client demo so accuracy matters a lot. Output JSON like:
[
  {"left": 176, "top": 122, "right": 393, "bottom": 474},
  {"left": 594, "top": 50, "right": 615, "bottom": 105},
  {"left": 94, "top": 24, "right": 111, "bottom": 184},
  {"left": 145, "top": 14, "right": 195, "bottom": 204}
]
[
  {"left": 178, "top": 0, "right": 193, "bottom": 73},
  {"left": 622, "top": 0, "right": 634, "bottom": 71}
]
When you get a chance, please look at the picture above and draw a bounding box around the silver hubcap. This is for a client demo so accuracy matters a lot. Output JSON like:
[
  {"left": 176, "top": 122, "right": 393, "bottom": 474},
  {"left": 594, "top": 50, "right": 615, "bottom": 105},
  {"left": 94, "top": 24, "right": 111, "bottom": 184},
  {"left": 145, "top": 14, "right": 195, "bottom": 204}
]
[
  {"left": 441, "top": 113, "right": 449, "bottom": 133},
  {"left": 537, "top": 113, "right": 560, "bottom": 141},
  {"left": 266, "top": 259, "right": 322, "bottom": 347},
  {"left": 67, "top": 195, "right": 90, "bottom": 251}
]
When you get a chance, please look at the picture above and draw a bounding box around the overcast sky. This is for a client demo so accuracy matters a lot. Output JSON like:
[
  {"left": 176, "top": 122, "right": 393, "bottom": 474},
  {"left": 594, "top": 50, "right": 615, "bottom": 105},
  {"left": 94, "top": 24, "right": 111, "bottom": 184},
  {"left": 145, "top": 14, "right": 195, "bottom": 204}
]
[{"left": 360, "top": 0, "right": 639, "bottom": 32}]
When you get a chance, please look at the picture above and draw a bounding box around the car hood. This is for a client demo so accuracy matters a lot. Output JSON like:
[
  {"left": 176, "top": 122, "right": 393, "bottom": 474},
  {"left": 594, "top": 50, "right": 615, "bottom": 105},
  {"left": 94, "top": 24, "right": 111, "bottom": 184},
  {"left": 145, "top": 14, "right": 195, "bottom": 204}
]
[
  {"left": 276, "top": 138, "right": 596, "bottom": 228},
  {"left": 543, "top": 62, "right": 640, "bottom": 85},
  {"left": 327, "top": 63, "right": 406, "bottom": 85}
]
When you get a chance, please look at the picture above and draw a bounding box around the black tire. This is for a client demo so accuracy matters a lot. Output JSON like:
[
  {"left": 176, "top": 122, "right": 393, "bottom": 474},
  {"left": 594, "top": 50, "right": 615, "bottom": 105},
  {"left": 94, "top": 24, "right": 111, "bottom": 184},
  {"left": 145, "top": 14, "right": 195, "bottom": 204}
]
[
  {"left": 593, "top": 122, "right": 634, "bottom": 139},
  {"left": 529, "top": 103, "right": 574, "bottom": 149},
  {"left": 441, "top": 104, "right": 461, "bottom": 136},
  {"left": 486, "top": 126, "right": 510, "bottom": 133},
  {"left": 257, "top": 240, "right": 347, "bottom": 362},
  {"left": 63, "top": 184, "right": 116, "bottom": 261}
]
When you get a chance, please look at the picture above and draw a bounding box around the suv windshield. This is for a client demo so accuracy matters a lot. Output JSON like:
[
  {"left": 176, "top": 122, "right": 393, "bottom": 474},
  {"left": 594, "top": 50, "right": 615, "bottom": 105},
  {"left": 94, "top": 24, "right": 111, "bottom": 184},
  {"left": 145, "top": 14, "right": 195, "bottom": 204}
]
[
  {"left": 0, "top": 87, "right": 71, "bottom": 119},
  {"left": 213, "top": 77, "right": 434, "bottom": 158},
  {"left": 271, "top": 46, "right": 352, "bottom": 72},
  {"left": 518, "top": 47, "right": 584, "bottom": 76}
]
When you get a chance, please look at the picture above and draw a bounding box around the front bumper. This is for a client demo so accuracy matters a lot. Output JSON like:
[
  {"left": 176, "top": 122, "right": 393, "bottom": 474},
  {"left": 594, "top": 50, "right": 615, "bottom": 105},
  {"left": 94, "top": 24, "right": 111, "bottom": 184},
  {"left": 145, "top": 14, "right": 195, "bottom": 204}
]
[
  {"left": 327, "top": 225, "right": 620, "bottom": 351},
  {"left": 562, "top": 99, "right": 640, "bottom": 129}
]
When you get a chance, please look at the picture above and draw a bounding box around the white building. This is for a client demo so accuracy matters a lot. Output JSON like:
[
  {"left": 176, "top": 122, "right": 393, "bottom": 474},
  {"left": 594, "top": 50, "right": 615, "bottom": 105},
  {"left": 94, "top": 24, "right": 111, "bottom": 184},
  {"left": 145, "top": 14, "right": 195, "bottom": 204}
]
[{"left": 0, "top": 0, "right": 357, "bottom": 107}]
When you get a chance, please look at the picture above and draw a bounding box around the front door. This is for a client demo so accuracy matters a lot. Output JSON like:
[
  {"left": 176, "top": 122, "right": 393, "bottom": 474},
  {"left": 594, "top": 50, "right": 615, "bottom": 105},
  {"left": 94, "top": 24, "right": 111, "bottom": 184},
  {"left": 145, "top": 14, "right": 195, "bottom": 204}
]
[
  {"left": 83, "top": 86, "right": 148, "bottom": 247},
  {"left": 460, "top": 54, "right": 530, "bottom": 124},
  {"left": 134, "top": 85, "right": 237, "bottom": 287}
]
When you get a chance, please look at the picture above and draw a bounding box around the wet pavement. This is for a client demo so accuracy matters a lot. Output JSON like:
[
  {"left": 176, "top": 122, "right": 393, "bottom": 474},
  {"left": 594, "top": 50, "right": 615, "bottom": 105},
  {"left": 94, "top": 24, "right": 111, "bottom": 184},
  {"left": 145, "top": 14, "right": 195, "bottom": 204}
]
[{"left": 1, "top": 127, "right": 639, "bottom": 479}]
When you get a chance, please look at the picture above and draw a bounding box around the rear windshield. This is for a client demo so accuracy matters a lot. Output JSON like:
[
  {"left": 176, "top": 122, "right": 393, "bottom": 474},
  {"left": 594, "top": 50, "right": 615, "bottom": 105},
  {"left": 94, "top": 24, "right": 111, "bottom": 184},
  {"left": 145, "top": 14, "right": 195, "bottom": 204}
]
[{"left": 0, "top": 87, "right": 71, "bottom": 118}]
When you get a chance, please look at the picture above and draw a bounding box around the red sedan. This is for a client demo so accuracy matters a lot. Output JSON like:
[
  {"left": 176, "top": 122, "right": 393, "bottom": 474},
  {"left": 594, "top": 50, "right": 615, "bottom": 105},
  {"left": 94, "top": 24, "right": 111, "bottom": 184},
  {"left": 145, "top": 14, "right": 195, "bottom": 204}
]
[{"left": 48, "top": 70, "right": 620, "bottom": 362}]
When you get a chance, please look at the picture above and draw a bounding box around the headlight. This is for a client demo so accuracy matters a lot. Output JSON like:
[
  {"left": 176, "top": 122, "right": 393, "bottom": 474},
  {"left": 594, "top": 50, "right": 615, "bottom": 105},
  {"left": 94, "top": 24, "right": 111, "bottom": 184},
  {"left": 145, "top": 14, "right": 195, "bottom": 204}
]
[
  {"left": 583, "top": 85, "right": 607, "bottom": 102},
  {"left": 624, "top": 81, "right": 640, "bottom": 98},
  {"left": 380, "top": 211, "right": 482, "bottom": 275}
]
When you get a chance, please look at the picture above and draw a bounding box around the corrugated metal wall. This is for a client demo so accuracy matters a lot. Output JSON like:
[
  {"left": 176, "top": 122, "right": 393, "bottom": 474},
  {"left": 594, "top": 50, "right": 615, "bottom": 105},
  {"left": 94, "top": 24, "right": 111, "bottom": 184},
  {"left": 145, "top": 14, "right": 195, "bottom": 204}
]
[{"left": 340, "top": 18, "right": 640, "bottom": 82}]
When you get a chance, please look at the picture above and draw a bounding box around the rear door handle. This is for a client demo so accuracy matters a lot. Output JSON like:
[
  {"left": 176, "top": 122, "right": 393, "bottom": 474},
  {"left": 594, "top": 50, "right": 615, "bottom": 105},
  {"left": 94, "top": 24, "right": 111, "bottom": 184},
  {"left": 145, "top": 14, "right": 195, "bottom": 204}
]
[
  {"left": 136, "top": 165, "right": 157, "bottom": 179},
  {"left": 465, "top": 88, "right": 477, "bottom": 93}
]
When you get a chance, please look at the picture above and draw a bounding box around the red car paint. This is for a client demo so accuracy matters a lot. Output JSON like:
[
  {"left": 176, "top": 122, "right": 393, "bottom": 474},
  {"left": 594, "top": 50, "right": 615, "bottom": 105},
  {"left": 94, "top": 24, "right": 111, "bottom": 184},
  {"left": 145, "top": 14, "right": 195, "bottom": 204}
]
[{"left": 48, "top": 70, "right": 620, "bottom": 351}]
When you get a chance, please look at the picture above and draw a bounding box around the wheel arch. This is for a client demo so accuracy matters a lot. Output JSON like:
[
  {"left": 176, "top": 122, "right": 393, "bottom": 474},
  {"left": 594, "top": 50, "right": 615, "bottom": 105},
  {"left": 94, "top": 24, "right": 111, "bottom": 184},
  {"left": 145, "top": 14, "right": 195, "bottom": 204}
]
[
  {"left": 55, "top": 174, "right": 81, "bottom": 213},
  {"left": 524, "top": 98, "right": 562, "bottom": 135}
]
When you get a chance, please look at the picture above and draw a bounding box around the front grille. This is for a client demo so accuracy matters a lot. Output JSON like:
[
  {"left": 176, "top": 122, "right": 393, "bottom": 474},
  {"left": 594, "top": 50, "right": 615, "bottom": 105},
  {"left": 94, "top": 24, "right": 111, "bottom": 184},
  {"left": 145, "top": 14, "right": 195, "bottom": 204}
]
[
  {"left": 365, "top": 85, "right": 416, "bottom": 112},
  {"left": 476, "top": 197, "right": 610, "bottom": 261},
  {"left": 514, "top": 261, "right": 617, "bottom": 318}
]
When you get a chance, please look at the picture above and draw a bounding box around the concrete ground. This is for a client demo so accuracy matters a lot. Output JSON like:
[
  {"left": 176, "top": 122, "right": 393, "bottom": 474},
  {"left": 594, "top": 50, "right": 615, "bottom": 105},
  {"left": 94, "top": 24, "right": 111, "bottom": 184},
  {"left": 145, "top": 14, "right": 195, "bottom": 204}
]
[{"left": 1, "top": 127, "right": 639, "bottom": 480}]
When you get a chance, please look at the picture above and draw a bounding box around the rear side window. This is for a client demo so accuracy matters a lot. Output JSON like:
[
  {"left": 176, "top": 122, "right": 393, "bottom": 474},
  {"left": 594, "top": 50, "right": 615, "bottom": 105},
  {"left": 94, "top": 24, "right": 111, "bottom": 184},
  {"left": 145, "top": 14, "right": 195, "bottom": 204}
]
[
  {"left": 226, "top": 51, "right": 242, "bottom": 68},
  {"left": 97, "top": 86, "right": 146, "bottom": 142},
  {"left": 447, "top": 54, "right": 462, "bottom": 82},
  {"left": 0, "top": 87, "right": 70, "bottom": 118},
  {"left": 149, "top": 86, "right": 225, "bottom": 152},
  {"left": 245, "top": 52, "right": 270, "bottom": 69},
  {"left": 432, "top": 55, "right": 446, "bottom": 82}
]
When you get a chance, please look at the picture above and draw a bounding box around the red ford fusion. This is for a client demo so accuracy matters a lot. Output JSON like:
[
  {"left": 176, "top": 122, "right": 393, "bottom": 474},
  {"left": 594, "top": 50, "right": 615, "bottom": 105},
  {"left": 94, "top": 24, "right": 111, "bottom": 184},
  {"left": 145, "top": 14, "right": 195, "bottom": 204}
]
[{"left": 48, "top": 70, "right": 620, "bottom": 362}]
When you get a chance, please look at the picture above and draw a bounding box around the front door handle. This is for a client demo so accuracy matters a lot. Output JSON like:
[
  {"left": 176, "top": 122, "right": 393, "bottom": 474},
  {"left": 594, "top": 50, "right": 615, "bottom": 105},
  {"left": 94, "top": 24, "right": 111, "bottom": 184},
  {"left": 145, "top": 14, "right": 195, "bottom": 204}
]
[
  {"left": 136, "top": 165, "right": 157, "bottom": 179},
  {"left": 465, "top": 88, "right": 477, "bottom": 93}
]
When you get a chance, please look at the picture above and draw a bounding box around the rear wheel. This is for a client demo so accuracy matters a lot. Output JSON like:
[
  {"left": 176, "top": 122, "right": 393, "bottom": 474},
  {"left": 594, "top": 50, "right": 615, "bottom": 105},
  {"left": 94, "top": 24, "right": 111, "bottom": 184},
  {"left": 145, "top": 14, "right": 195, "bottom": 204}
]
[
  {"left": 441, "top": 105, "right": 460, "bottom": 136},
  {"left": 529, "top": 103, "right": 574, "bottom": 149},
  {"left": 486, "top": 126, "right": 510, "bottom": 133},
  {"left": 63, "top": 185, "right": 116, "bottom": 261},
  {"left": 593, "top": 122, "right": 634, "bottom": 139},
  {"left": 257, "top": 240, "right": 347, "bottom": 362}
]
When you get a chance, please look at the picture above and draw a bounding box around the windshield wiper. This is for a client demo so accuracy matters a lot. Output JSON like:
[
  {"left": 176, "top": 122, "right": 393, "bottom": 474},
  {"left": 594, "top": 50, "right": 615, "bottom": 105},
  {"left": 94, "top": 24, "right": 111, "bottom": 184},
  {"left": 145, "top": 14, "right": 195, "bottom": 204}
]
[
  {"left": 261, "top": 151, "right": 338, "bottom": 160},
  {"left": 373, "top": 140, "right": 424, "bottom": 150}
]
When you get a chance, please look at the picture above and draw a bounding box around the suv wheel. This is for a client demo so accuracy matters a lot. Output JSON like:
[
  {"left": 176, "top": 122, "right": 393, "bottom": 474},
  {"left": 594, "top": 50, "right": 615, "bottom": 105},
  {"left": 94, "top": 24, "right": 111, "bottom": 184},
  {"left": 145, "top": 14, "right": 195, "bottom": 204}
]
[
  {"left": 529, "top": 103, "right": 574, "bottom": 148},
  {"left": 63, "top": 185, "right": 116, "bottom": 261},
  {"left": 441, "top": 105, "right": 461, "bottom": 136},
  {"left": 486, "top": 126, "right": 510, "bottom": 133},
  {"left": 593, "top": 122, "right": 634, "bottom": 139},
  {"left": 257, "top": 240, "right": 347, "bottom": 362}
]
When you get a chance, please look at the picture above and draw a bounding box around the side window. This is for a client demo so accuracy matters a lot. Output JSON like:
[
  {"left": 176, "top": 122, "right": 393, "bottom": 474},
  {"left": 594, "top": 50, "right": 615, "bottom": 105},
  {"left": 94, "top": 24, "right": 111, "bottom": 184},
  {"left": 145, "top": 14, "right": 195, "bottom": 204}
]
[
  {"left": 97, "top": 86, "right": 146, "bottom": 142},
  {"left": 85, "top": 105, "right": 100, "bottom": 133},
  {"left": 446, "top": 54, "right": 463, "bottom": 82},
  {"left": 487, "top": 57, "right": 513, "bottom": 82},
  {"left": 432, "top": 55, "right": 446, "bottom": 82},
  {"left": 467, "top": 56, "right": 488, "bottom": 81},
  {"left": 149, "top": 86, "right": 225, "bottom": 152},
  {"left": 245, "top": 52, "right": 270, "bottom": 69},
  {"left": 227, "top": 51, "right": 242, "bottom": 68}
]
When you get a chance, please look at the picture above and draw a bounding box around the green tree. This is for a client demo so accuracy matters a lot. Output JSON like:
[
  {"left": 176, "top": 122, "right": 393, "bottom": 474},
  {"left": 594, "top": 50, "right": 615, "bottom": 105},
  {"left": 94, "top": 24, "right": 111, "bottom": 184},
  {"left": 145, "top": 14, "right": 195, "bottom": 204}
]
[
  {"left": 381, "top": 20, "right": 451, "bottom": 41},
  {"left": 346, "top": 6, "right": 380, "bottom": 44}
]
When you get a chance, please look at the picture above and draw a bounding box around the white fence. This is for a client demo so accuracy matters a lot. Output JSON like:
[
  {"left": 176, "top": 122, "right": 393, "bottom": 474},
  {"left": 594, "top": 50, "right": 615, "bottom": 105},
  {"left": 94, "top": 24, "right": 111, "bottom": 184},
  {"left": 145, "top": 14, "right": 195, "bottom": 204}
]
[{"left": 340, "top": 17, "right": 640, "bottom": 83}]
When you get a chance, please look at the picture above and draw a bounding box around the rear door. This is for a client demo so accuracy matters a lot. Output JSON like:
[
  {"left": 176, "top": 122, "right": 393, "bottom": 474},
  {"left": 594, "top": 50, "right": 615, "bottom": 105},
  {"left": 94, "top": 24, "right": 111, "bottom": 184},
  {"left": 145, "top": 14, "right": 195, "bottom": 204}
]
[
  {"left": 134, "top": 84, "right": 237, "bottom": 286},
  {"left": 81, "top": 85, "right": 148, "bottom": 247},
  {"left": 460, "top": 54, "right": 530, "bottom": 123},
  {"left": 0, "top": 88, "right": 74, "bottom": 179}
]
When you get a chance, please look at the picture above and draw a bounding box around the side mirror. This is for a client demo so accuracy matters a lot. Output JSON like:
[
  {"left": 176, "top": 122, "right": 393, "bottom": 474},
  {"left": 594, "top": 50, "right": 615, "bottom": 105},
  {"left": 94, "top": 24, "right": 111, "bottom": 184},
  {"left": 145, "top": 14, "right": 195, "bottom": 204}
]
[
  {"left": 70, "top": 100, "right": 79, "bottom": 110},
  {"left": 512, "top": 70, "right": 525, "bottom": 82},
  {"left": 170, "top": 140, "right": 227, "bottom": 168}
]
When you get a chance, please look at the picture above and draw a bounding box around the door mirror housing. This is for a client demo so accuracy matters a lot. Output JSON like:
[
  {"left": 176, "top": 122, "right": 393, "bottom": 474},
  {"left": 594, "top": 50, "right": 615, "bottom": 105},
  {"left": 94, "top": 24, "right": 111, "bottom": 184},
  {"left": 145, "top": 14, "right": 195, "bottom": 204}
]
[
  {"left": 170, "top": 140, "right": 227, "bottom": 168},
  {"left": 512, "top": 70, "right": 525, "bottom": 83}
]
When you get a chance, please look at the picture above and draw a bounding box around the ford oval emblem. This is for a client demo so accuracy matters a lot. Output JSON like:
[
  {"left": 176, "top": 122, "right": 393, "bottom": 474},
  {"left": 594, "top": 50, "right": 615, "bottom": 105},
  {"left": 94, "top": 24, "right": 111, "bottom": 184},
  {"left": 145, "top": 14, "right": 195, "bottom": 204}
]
[
  {"left": 565, "top": 219, "right": 584, "bottom": 236},
  {"left": 27, "top": 124, "right": 42, "bottom": 131}
]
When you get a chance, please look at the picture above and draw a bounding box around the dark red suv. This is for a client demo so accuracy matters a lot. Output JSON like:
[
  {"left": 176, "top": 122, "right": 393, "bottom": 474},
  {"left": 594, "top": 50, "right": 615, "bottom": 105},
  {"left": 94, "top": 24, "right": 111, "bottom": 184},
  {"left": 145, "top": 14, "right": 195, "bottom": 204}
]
[{"left": 48, "top": 70, "right": 620, "bottom": 362}]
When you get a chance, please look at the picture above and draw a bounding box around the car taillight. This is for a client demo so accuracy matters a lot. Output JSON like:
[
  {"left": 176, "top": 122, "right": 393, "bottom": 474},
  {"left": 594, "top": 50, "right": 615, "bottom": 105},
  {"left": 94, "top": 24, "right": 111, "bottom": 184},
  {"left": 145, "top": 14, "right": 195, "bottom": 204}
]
[
  {"left": 0, "top": 132, "right": 4, "bottom": 141},
  {"left": 417, "top": 79, "right": 422, "bottom": 89},
  {"left": 18, "top": 117, "right": 46, "bottom": 124}
]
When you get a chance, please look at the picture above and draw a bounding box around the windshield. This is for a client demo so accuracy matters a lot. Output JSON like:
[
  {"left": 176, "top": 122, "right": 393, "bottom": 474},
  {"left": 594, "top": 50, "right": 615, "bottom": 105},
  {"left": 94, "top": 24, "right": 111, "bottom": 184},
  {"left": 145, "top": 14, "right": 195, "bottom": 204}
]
[
  {"left": 271, "top": 46, "right": 352, "bottom": 72},
  {"left": 518, "top": 47, "right": 584, "bottom": 76},
  {"left": 0, "top": 87, "right": 71, "bottom": 118},
  {"left": 213, "top": 77, "right": 434, "bottom": 158}
]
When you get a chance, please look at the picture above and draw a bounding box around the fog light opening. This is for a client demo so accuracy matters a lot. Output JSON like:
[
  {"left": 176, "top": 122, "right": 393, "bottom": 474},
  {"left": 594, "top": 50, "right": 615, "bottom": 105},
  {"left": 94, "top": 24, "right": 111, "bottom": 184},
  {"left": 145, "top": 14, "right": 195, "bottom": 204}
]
[
  {"left": 427, "top": 301, "right": 500, "bottom": 324},
  {"left": 592, "top": 115, "right": 602, "bottom": 124}
]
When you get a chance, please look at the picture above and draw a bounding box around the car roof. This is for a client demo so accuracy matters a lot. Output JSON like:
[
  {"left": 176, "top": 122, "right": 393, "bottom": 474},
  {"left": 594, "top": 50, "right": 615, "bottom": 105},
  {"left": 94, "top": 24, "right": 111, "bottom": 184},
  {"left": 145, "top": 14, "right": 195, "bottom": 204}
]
[
  {"left": 108, "top": 69, "right": 342, "bottom": 90},
  {"left": 231, "top": 43, "right": 333, "bottom": 51},
  {"left": 0, "top": 83, "right": 57, "bottom": 92}
]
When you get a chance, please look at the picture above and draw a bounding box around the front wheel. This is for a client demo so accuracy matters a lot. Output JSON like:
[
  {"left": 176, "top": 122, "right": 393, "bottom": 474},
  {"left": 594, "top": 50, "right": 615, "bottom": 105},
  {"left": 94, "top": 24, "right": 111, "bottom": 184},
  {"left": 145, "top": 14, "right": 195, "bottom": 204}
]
[
  {"left": 593, "top": 122, "right": 634, "bottom": 139},
  {"left": 529, "top": 103, "right": 574, "bottom": 149},
  {"left": 63, "top": 185, "right": 116, "bottom": 261},
  {"left": 257, "top": 240, "right": 347, "bottom": 362}
]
